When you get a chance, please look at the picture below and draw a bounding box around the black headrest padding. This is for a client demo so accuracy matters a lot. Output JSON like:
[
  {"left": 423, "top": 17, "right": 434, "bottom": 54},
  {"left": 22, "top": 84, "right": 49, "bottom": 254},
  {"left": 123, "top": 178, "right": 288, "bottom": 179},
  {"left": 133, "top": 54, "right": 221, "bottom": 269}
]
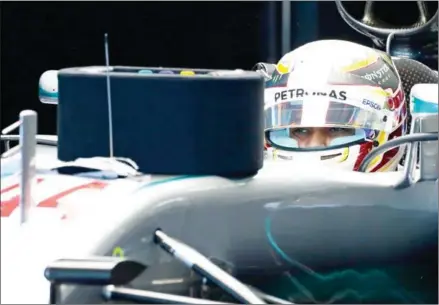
[
  {"left": 393, "top": 57, "right": 438, "bottom": 99},
  {"left": 393, "top": 58, "right": 438, "bottom": 143}
]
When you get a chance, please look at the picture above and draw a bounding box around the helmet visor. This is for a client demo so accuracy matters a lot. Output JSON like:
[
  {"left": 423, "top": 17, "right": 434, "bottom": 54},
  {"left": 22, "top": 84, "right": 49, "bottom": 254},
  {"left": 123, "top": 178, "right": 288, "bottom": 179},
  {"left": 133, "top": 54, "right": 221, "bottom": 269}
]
[
  {"left": 265, "top": 97, "right": 390, "bottom": 151},
  {"left": 266, "top": 127, "right": 378, "bottom": 151}
]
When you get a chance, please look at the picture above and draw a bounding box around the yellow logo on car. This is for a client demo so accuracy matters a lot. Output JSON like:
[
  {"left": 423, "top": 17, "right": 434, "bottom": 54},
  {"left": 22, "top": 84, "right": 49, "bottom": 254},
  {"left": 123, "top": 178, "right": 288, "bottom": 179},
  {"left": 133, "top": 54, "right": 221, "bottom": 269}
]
[{"left": 112, "top": 246, "right": 125, "bottom": 258}]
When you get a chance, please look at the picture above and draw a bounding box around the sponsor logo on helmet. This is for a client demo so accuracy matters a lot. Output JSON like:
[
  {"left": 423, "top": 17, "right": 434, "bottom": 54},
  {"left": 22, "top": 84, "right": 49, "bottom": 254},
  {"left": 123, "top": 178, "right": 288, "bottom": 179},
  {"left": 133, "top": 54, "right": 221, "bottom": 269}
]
[
  {"left": 362, "top": 99, "right": 382, "bottom": 110},
  {"left": 362, "top": 64, "right": 390, "bottom": 82},
  {"left": 274, "top": 88, "right": 347, "bottom": 102}
]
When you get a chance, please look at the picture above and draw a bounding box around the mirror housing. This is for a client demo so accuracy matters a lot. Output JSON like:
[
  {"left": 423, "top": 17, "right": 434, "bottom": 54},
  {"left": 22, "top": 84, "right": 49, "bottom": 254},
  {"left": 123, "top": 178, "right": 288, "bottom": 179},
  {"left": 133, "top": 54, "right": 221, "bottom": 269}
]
[
  {"left": 410, "top": 83, "right": 438, "bottom": 181},
  {"left": 44, "top": 257, "right": 146, "bottom": 286},
  {"left": 44, "top": 257, "right": 146, "bottom": 304},
  {"left": 39, "top": 70, "right": 59, "bottom": 104},
  {"left": 410, "top": 83, "right": 438, "bottom": 115}
]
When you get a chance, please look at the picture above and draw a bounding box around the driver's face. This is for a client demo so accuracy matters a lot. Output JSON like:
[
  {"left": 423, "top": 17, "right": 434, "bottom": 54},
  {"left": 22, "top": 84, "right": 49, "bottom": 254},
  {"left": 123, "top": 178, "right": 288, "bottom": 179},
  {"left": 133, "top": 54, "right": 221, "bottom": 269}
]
[{"left": 289, "top": 127, "right": 355, "bottom": 148}]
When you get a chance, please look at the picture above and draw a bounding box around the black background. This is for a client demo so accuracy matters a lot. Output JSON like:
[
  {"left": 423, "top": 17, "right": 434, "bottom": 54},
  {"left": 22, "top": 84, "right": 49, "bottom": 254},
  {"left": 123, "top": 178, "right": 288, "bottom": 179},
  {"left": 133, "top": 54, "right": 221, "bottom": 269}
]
[{"left": 0, "top": 1, "right": 435, "bottom": 135}]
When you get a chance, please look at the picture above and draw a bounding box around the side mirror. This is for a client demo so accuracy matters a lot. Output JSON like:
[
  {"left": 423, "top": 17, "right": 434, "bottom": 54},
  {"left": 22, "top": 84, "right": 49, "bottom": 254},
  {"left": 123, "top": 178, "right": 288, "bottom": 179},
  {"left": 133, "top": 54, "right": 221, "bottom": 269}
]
[
  {"left": 410, "top": 83, "right": 438, "bottom": 116},
  {"left": 44, "top": 257, "right": 146, "bottom": 286},
  {"left": 410, "top": 83, "right": 438, "bottom": 181},
  {"left": 44, "top": 257, "right": 147, "bottom": 304},
  {"left": 39, "top": 70, "right": 59, "bottom": 105}
]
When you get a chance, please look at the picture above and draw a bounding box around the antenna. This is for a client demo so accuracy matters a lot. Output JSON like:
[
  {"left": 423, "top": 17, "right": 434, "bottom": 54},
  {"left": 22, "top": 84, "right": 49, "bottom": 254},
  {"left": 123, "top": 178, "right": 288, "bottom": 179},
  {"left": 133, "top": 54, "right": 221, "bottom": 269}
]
[{"left": 104, "top": 33, "right": 114, "bottom": 158}]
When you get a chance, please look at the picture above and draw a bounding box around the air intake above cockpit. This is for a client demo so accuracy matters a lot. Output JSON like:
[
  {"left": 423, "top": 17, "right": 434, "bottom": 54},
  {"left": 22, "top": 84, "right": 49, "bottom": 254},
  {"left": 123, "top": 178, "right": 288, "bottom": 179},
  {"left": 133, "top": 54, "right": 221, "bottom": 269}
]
[{"left": 57, "top": 66, "right": 264, "bottom": 177}]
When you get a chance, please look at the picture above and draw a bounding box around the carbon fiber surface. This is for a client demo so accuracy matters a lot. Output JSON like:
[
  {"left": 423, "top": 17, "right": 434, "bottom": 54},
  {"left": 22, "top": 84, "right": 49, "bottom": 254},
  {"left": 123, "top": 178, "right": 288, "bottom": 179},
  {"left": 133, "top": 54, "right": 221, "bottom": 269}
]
[{"left": 393, "top": 57, "right": 438, "bottom": 99}]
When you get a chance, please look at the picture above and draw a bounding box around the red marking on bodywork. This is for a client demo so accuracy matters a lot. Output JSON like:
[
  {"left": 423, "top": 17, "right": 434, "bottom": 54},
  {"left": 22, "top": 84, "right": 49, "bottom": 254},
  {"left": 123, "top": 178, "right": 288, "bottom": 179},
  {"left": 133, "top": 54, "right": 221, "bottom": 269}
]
[
  {"left": 1, "top": 179, "right": 108, "bottom": 217},
  {"left": 1, "top": 178, "right": 45, "bottom": 217},
  {"left": 38, "top": 181, "right": 107, "bottom": 208},
  {"left": 1, "top": 178, "right": 44, "bottom": 194}
]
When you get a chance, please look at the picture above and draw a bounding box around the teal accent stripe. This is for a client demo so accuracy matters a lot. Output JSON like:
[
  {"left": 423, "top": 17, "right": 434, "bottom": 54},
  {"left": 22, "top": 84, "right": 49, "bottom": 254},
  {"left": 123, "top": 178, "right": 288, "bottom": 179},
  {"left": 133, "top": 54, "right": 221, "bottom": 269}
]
[
  {"left": 412, "top": 97, "right": 438, "bottom": 114},
  {"left": 266, "top": 216, "right": 296, "bottom": 265},
  {"left": 39, "top": 87, "right": 58, "bottom": 98},
  {"left": 134, "top": 175, "right": 205, "bottom": 192}
]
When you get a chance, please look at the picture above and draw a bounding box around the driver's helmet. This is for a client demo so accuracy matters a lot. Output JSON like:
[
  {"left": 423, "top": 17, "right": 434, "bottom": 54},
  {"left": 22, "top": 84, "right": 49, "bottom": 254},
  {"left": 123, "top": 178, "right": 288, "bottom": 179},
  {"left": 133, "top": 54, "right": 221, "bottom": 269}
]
[{"left": 264, "top": 40, "right": 408, "bottom": 172}]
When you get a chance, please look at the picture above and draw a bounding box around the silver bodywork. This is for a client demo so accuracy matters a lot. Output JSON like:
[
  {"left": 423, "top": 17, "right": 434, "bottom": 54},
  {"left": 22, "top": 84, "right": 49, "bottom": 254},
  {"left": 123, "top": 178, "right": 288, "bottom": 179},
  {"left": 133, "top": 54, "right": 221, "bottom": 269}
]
[
  {"left": 1, "top": 135, "right": 437, "bottom": 303},
  {"left": 63, "top": 164, "right": 438, "bottom": 303},
  {"left": 2, "top": 64, "right": 438, "bottom": 303}
]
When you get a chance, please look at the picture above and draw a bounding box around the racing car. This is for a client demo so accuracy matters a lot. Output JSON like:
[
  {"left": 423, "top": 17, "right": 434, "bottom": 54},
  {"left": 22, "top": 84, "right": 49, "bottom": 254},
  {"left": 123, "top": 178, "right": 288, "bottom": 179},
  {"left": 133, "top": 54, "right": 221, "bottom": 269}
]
[
  {"left": 1, "top": 8, "right": 439, "bottom": 303},
  {"left": 1, "top": 56, "right": 438, "bottom": 305}
]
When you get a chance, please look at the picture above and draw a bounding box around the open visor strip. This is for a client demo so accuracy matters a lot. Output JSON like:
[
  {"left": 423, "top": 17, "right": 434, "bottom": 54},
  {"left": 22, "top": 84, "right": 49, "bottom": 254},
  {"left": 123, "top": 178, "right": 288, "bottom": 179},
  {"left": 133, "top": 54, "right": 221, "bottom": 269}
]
[
  {"left": 265, "top": 99, "right": 392, "bottom": 132},
  {"left": 267, "top": 127, "right": 374, "bottom": 149}
]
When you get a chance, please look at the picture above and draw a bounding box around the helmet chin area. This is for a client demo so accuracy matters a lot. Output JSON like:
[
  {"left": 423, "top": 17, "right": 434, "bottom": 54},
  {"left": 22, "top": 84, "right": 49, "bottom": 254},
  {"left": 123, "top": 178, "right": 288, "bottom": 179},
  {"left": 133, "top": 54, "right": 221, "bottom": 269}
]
[{"left": 268, "top": 146, "right": 358, "bottom": 171}]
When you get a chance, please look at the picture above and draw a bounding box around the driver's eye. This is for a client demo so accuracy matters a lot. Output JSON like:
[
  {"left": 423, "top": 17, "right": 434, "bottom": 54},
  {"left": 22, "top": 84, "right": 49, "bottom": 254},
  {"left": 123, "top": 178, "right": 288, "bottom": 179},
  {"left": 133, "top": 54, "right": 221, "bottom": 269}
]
[
  {"left": 328, "top": 127, "right": 353, "bottom": 136},
  {"left": 290, "top": 128, "right": 310, "bottom": 137}
]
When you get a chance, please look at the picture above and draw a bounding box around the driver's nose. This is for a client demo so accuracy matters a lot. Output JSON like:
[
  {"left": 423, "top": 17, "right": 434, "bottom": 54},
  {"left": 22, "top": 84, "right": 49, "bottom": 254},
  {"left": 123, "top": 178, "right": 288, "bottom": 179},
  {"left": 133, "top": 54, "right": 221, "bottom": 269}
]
[{"left": 308, "top": 129, "right": 328, "bottom": 147}]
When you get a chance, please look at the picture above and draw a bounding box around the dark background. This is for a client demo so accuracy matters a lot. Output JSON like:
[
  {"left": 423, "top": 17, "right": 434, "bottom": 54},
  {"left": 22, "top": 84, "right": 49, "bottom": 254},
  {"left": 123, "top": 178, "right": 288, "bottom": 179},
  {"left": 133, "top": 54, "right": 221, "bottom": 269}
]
[{"left": 0, "top": 1, "right": 434, "bottom": 135}]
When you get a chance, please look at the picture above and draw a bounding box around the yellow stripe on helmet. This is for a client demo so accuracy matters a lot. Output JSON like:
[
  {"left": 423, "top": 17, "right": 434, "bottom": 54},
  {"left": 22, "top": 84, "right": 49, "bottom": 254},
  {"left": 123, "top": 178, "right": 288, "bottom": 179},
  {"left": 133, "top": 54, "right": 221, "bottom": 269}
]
[
  {"left": 341, "top": 54, "right": 379, "bottom": 72},
  {"left": 276, "top": 63, "right": 289, "bottom": 74},
  {"left": 366, "top": 131, "right": 388, "bottom": 171},
  {"left": 338, "top": 147, "right": 350, "bottom": 163}
]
